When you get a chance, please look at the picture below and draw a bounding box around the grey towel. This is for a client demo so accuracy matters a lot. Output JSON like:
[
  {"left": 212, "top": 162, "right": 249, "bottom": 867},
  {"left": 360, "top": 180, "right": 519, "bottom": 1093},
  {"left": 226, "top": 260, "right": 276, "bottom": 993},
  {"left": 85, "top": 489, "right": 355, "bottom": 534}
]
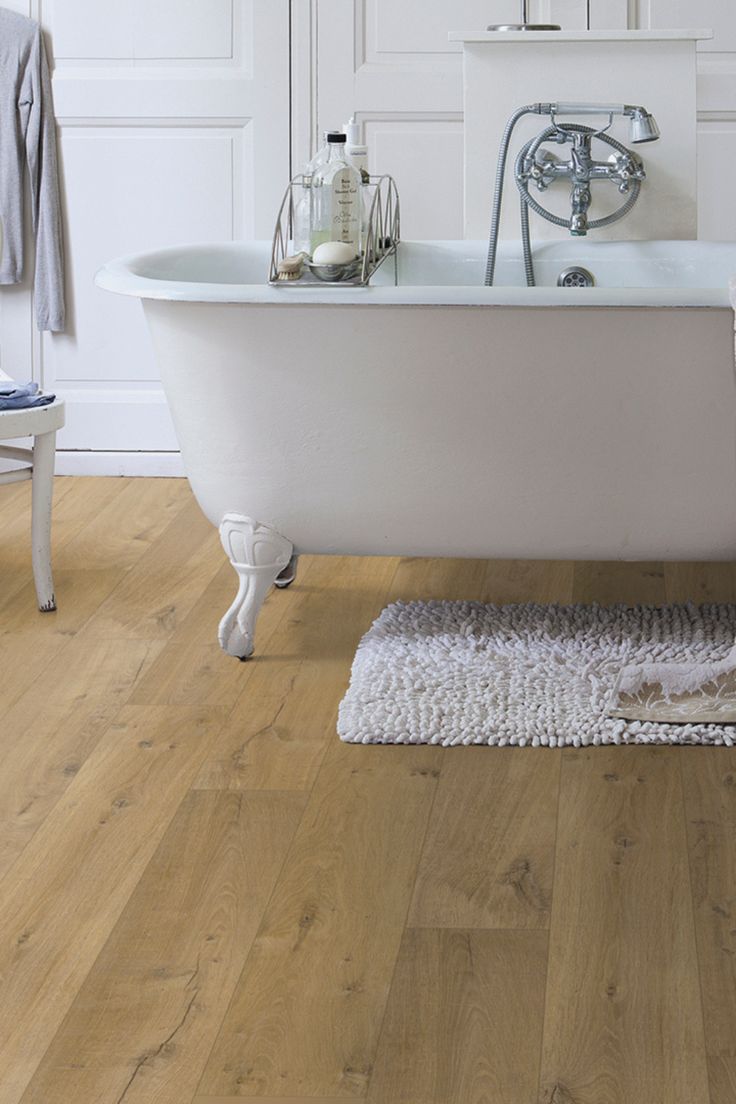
[
  {"left": 0, "top": 9, "right": 65, "bottom": 332},
  {"left": 0, "top": 380, "right": 55, "bottom": 410}
]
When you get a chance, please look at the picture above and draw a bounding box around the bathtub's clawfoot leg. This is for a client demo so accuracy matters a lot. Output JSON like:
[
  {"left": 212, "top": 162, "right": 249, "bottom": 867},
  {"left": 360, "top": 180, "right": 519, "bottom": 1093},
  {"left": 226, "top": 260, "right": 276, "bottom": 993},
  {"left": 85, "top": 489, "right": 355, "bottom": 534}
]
[
  {"left": 274, "top": 553, "right": 299, "bottom": 589},
  {"left": 218, "top": 514, "right": 294, "bottom": 659}
]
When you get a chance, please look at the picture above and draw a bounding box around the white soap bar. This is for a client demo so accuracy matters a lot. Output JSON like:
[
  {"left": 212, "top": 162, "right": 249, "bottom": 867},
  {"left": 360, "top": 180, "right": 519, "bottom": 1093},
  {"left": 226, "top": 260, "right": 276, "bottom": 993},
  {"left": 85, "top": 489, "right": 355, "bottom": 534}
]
[{"left": 312, "top": 241, "right": 356, "bottom": 265}]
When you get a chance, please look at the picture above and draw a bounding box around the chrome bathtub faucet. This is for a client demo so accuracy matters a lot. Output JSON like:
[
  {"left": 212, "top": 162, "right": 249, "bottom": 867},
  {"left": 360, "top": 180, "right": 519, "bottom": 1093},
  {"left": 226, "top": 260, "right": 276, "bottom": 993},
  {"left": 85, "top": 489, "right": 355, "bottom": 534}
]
[
  {"left": 518, "top": 125, "right": 647, "bottom": 237},
  {"left": 484, "top": 102, "right": 660, "bottom": 285}
]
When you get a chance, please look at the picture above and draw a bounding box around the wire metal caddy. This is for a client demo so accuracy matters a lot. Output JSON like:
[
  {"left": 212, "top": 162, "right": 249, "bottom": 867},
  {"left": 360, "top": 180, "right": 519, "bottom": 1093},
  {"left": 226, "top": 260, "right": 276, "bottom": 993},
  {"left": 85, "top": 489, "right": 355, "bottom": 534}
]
[{"left": 268, "top": 173, "right": 400, "bottom": 286}]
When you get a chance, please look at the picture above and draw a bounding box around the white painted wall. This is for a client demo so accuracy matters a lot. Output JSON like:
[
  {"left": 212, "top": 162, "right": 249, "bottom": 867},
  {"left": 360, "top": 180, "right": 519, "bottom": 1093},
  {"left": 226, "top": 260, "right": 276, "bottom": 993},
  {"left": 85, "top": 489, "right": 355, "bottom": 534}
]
[{"left": 0, "top": 0, "right": 290, "bottom": 473}]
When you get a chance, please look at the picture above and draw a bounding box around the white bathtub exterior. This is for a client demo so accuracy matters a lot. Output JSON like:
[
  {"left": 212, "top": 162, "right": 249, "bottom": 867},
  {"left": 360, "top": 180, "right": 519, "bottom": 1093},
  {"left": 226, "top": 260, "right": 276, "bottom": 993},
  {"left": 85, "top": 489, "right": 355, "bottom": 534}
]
[{"left": 97, "top": 239, "right": 736, "bottom": 655}]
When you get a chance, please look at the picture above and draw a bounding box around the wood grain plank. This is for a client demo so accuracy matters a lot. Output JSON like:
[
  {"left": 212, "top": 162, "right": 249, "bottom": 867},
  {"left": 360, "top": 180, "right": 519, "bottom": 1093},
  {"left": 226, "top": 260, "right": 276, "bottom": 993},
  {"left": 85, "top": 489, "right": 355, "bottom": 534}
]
[
  {"left": 0, "top": 477, "right": 127, "bottom": 613},
  {"left": 572, "top": 561, "right": 666, "bottom": 606},
  {"left": 60, "top": 478, "right": 191, "bottom": 569},
  {"left": 388, "top": 555, "right": 489, "bottom": 602},
  {"left": 1, "top": 480, "right": 728, "bottom": 1104},
  {"left": 538, "top": 747, "right": 709, "bottom": 1104},
  {"left": 162, "top": 554, "right": 280, "bottom": 651},
  {"left": 665, "top": 563, "right": 736, "bottom": 605},
  {"left": 482, "top": 559, "right": 574, "bottom": 605},
  {"left": 198, "top": 740, "right": 443, "bottom": 1098},
  {"left": 0, "top": 638, "right": 164, "bottom": 882},
  {"left": 192, "top": 555, "right": 399, "bottom": 792},
  {"left": 127, "top": 557, "right": 319, "bottom": 712},
  {"left": 0, "top": 477, "right": 191, "bottom": 636},
  {"left": 0, "top": 480, "right": 40, "bottom": 531},
  {"left": 0, "top": 478, "right": 127, "bottom": 576},
  {"left": 408, "top": 747, "right": 561, "bottom": 929},
  {"left": 194, "top": 1099, "right": 356, "bottom": 1104},
  {"left": 0, "top": 474, "right": 76, "bottom": 524},
  {"left": 0, "top": 632, "right": 68, "bottom": 713},
  {"left": 367, "top": 928, "right": 548, "bottom": 1104},
  {"left": 21, "top": 790, "right": 306, "bottom": 1104},
  {"left": 77, "top": 496, "right": 221, "bottom": 641},
  {"left": 0, "top": 477, "right": 76, "bottom": 551},
  {"left": 680, "top": 747, "right": 736, "bottom": 1104},
  {"left": 0, "top": 704, "right": 226, "bottom": 1104}
]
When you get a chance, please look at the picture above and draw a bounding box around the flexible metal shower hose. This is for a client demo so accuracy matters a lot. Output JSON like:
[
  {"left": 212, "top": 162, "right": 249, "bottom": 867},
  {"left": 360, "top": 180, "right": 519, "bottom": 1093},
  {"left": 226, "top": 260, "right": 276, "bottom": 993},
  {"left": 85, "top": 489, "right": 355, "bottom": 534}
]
[{"left": 483, "top": 105, "right": 541, "bottom": 287}]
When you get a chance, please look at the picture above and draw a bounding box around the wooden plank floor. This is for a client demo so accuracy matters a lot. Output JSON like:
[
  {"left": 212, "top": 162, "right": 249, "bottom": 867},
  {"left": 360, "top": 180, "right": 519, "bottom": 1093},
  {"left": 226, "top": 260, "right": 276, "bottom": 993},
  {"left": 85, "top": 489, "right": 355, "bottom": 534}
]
[{"left": 0, "top": 477, "right": 734, "bottom": 1104}]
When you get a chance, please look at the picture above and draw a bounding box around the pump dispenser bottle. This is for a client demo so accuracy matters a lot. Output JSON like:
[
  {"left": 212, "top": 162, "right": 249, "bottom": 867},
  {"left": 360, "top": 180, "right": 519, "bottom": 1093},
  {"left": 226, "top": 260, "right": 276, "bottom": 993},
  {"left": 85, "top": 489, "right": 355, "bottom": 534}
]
[{"left": 344, "top": 116, "right": 369, "bottom": 181}]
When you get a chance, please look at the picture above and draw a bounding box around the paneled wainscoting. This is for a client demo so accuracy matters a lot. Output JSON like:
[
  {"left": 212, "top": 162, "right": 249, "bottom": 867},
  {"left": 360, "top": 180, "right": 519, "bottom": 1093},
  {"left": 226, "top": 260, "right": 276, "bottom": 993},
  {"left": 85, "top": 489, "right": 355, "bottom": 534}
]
[{"left": 0, "top": 477, "right": 734, "bottom": 1104}]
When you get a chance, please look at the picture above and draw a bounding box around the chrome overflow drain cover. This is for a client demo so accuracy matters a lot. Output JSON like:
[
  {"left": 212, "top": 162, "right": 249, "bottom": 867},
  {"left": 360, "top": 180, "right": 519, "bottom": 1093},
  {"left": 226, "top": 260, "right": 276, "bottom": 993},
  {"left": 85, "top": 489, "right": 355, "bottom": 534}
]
[{"left": 557, "top": 266, "right": 595, "bottom": 288}]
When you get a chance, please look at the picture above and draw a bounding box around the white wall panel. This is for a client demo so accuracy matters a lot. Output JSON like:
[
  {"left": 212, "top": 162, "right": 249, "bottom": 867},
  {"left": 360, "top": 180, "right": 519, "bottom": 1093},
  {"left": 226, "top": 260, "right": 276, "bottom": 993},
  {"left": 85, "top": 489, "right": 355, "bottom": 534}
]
[
  {"left": 369, "top": 0, "right": 515, "bottom": 56},
  {"left": 131, "top": 0, "right": 234, "bottom": 60},
  {"left": 0, "top": 0, "right": 289, "bottom": 459},
  {"left": 48, "top": 111, "right": 251, "bottom": 447},
  {"left": 52, "top": 125, "right": 244, "bottom": 389},
  {"left": 697, "top": 120, "right": 736, "bottom": 239},
  {"left": 313, "top": 0, "right": 472, "bottom": 243},
  {"left": 545, "top": 0, "right": 586, "bottom": 29},
  {"left": 47, "top": 0, "right": 234, "bottom": 60},
  {"left": 648, "top": 0, "right": 733, "bottom": 51},
  {"left": 0, "top": 286, "right": 33, "bottom": 381},
  {"left": 639, "top": 0, "right": 736, "bottom": 235},
  {"left": 366, "top": 0, "right": 604, "bottom": 56},
  {"left": 586, "top": 0, "right": 628, "bottom": 28},
  {"left": 366, "top": 119, "right": 464, "bottom": 238}
]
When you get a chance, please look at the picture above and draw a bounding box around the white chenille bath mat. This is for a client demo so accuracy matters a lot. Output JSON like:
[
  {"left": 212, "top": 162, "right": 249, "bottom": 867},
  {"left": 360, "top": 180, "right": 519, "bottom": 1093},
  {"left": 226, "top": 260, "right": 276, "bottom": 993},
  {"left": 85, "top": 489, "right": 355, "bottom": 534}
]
[{"left": 337, "top": 601, "right": 736, "bottom": 747}]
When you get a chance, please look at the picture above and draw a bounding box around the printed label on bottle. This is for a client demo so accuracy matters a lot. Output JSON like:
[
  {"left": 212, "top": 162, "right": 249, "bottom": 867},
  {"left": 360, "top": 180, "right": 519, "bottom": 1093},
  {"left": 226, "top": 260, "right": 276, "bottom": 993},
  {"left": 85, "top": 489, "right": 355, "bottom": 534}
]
[{"left": 331, "top": 169, "right": 360, "bottom": 248}]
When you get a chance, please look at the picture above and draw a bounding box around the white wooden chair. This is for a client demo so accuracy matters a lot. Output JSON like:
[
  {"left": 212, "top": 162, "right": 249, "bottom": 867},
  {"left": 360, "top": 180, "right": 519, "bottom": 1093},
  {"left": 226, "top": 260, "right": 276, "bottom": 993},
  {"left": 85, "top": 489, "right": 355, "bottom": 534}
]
[{"left": 0, "top": 371, "right": 65, "bottom": 611}]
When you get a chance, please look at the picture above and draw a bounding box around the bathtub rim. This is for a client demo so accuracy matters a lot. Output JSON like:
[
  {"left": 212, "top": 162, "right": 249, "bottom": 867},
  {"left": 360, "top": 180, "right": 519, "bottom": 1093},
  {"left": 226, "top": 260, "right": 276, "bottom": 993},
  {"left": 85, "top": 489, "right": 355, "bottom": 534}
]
[{"left": 95, "top": 240, "right": 734, "bottom": 310}]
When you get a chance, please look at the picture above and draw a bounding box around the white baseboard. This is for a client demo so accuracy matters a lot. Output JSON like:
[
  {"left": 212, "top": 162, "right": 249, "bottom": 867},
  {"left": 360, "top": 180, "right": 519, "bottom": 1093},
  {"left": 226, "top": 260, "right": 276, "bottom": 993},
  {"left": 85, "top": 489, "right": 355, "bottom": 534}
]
[{"left": 55, "top": 451, "right": 186, "bottom": 477}]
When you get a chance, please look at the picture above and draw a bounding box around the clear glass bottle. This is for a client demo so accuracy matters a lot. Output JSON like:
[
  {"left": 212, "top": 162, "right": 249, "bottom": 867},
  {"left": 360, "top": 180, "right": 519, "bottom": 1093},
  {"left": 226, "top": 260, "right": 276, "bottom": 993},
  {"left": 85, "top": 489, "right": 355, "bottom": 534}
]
[
  {"left": 293, "top": 131, "right": 344, "bottom": 255},
  {"left": 310, "top": 133, "right": 362, "bottom": 254},
  {"left": 307, "top": 130, "right": 342, "bottom": 178}
]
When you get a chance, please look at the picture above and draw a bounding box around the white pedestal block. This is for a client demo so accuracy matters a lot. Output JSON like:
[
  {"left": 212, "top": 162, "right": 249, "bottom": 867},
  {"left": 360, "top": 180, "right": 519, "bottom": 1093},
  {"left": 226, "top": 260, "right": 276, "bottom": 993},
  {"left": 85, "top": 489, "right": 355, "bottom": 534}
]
[{"left": 450, "top": 30, "right": 711, "bottom": 241}]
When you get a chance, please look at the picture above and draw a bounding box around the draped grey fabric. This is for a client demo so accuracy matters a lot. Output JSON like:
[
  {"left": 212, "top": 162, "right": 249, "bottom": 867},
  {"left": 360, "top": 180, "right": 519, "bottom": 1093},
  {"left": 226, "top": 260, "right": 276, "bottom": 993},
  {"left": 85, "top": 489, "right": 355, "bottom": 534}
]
[{"left": 0, "top": 8, "right": 64, "bottom": 331}]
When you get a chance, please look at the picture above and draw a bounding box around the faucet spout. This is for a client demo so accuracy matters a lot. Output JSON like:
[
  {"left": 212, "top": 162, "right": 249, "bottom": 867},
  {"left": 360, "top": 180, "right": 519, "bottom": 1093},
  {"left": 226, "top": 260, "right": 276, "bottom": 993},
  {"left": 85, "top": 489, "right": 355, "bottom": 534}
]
[{"left": 570, "top": 183, "right": 591, "bottom": 235}]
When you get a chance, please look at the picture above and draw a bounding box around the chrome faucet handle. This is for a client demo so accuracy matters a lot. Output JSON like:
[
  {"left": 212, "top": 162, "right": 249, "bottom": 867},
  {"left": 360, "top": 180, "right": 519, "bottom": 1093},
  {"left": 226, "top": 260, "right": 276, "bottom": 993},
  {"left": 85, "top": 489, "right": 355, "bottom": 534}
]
[{"left": 606, "top": 151, "right": 646, "bottom": 192}]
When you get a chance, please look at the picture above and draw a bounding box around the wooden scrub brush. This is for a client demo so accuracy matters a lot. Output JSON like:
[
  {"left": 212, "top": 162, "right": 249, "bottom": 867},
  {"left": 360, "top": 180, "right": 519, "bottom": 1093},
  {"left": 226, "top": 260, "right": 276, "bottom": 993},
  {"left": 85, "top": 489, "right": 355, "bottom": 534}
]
[{"left": 277, "top": 254, "right": 305, "bottom": 281}]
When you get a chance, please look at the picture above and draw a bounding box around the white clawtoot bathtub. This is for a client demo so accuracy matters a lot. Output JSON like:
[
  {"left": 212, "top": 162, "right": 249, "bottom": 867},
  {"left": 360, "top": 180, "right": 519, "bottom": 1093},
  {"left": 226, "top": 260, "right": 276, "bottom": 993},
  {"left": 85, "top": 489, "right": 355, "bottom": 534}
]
[{"left": 97, "top": 239, "right": 736, "bottom": 657}]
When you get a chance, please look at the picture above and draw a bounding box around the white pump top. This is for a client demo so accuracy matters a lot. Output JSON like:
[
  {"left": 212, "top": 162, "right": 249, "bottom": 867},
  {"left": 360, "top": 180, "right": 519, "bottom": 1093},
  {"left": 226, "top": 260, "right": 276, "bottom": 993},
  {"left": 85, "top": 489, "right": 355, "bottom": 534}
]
[{"left": 345, "top": 116, "right": 363, "bottom": 146}]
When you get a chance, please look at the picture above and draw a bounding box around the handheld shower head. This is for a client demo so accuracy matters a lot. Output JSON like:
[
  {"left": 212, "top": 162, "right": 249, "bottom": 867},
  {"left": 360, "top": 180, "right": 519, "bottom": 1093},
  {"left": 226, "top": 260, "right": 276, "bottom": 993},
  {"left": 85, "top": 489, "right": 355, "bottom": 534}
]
[{"left": 629, "top": 108, "right": 660, "bottom": 143}]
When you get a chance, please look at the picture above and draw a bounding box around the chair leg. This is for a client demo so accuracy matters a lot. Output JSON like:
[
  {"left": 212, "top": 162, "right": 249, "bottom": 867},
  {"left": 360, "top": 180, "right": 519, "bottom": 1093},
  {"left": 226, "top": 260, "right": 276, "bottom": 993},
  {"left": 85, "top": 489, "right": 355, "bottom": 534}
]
[{"left": 31, "top": 430, "right": 57, "bottom": 612}]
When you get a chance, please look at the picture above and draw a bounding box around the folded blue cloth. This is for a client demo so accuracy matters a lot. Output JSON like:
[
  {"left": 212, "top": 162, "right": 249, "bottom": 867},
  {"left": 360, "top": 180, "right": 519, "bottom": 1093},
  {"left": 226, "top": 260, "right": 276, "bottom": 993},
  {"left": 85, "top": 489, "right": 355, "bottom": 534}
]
[{"left": 0, "top": 380, "right": 56, "bottom": 411}]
